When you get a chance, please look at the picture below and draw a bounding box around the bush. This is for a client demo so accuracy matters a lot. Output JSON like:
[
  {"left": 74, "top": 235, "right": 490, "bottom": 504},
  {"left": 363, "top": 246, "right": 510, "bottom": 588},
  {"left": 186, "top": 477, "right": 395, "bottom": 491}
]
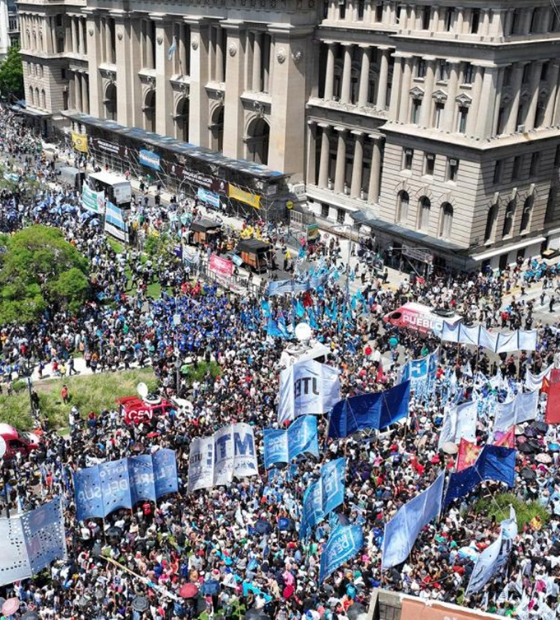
[
  {"left": 181, "top": 361, "right": 221, "bottom": 385},
  {"left": 473, "top": 492, "right": 549, "bottom": 529}
]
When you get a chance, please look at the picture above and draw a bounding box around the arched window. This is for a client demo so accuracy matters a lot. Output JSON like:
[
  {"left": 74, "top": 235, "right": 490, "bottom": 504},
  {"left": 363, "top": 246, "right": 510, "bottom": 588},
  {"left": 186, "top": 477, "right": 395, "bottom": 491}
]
[
  {"left": 41, "top": 89, "right": 46, "bottom": 109},
  {"left": 502, "top": 199, "right": 516, "bottom": 238},
  {"left": 418, "top": 196, "right": 431, "bottom": 231},
  {"left": 484, "top": 204, "right": 498, "bottom": 243},
  {"left": 35, "top": 87, "right": 40, "bottom": 108},
  {"left": 396, "top": 190, "right": 409, "bottom": 223},
  {"left": 520, "top": 195, "right": 534, "bottom": 233},
  {"left": 439, "top": 203, "right": 454, "bottom": 239},
  {"left": 29, "top": 86, "right": 34, "bottom": 106}
]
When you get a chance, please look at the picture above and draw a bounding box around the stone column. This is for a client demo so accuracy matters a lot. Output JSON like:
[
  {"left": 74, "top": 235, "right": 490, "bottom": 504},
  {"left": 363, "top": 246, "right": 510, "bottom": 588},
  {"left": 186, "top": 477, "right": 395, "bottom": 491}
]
[
  {"left": 398, "top": 55, "right": 413, "bottom": 122},
  {"left": 543, "top": 62, "right": 560, "bottom": 127},
  {"left": 154, "top": 16, "right": 174, "bottom": 136},
  {"left": 187, "top": 18, "right": 211, "bottom": 147},
  {"left": 84, "top": 10, "right": 102, "bottom": 117},
  {"left": 350, "top": 132, "right": 364, "bottom": 198},
  {"left": 318, "top": 124, "right": 331, "bottom": 188},
  {"left": 306, "top": 121, "right": 317, "bottom": 186},
  {"left": 81, "top": 74, "right": 88, "bottom": 113},
  {"left": 419, "top": 57, "right": 435, "bottom": 127},
  {"left": 454, "top": 8, "right": 464, "bottom": 34},
  {"left": 215, "top": 28, "right": 224, "bottom": 83},
  {"left": 75, "top": 73, "right": 82, "bottom": 111},
  {"left": 525, "top": 60, "right": 543, "bottom": 131},
  {"left": 334, "top": 127, "right": 347, "bottom": 193},
  {"left": 71, "top": 17, "right": 78, "bottom": 54},
  {"left": 368, "top": 135, "right": 382, "bottom": 204},
  {"left": 442, "top": 60, "right": 460, "bottom": 132},
  {"left": 376, "top": 46, "right": 390, "bottom": 110},
  {"left": 324, "top": 41, "right": 336, "bottom": 100},
  {"left": 105, "top": 18, "right": 112, "bottom": 64},
  {"left": 340, "top": 44, "right": 353, "bottom": 104},
  {"left": 68, "top": 72, "right": 75, "bottom": 110},
  {"left": 357, "top": 46, "right": 370, "bottom": 106},
  {"left": 222, "top": 21, "right": 246, "bottom": 159},
  {"left": 481, "top": 9, "right": 491, "bottom": 36},
  {"left": 466, "top": 65, "right": 484, "bottom": 135},
  {"left": 251, "top": 32, "right": 261, "bottom": 92},
  {"left": 505, "top": 62, "right": 525, "bottom": 133},
  {"left": 431, "top": 6, "right": 440, "bottom": 31},
  {"left": 491, "top": 8, "right": 505, "bottom": 38},
  {"left": 474, "top": 65, "right": 497, "bottom": 138},
  {"left": 388, "top": 53, "right": 402, "bottom": 120}
]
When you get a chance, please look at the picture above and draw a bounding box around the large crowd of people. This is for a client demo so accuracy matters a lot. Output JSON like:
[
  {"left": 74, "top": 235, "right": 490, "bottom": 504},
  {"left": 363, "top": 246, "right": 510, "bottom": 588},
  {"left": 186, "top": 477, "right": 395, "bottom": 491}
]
[{"left": 0, "top": 108, "right": 559, "bottom": 620}]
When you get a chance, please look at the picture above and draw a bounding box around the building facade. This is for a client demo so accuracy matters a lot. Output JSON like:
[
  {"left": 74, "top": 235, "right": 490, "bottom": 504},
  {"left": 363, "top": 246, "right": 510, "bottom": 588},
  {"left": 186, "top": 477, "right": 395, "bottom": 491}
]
[{"left": 16, "top": 0, "right": 560, "bottom": 271}]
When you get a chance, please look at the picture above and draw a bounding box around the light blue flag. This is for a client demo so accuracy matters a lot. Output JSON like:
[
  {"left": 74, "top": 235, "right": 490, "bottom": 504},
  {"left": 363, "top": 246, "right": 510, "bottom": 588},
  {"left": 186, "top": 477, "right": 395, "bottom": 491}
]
[
  {"left": 99, "top": 458, "right": 132, "bottom": 514},
  {"left": 267, "top": 279, "right": 295, "bottom": 296},
  {"left": 23, "top": 498, "right": 67, "bottom": 575},
  {"left": 263, "top": 429, "right": 289, "bottom": 469},
  {"left": 301, "top": 481, "right": 323, "bottom": 539},
  {"left": 167, "top": 36, "right": 177, "bottom": 60},
  {"left": 381, "top": 470, "right": 445, "bottom": 569},
  {"left": 261, "top": 300, "right": 271, "bottom": 318},
  {"left": 74, "top": 467, "right": 104, "bottom": 522},
  {"left": 465, "top": 530, "right": 503, "bottom": 595},
  {"left": 128, "top": 455, "right": 156, "bottom": 505},
  {"left": 288, "top": 415, "right": 319, "bottom": 461},
  {"left": 319, "top": 525, "right": 363, "bottom": 583}
]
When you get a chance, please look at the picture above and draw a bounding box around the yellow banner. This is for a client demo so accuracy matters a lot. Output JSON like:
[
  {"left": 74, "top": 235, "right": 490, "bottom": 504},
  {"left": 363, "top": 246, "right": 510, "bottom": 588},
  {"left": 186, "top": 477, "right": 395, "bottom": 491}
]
[
  {"left": 228, "top": 183, "right": 261, "bottom": 209},
  {"left": 71, "top": 131, "right": 88, "bottom": 153}
]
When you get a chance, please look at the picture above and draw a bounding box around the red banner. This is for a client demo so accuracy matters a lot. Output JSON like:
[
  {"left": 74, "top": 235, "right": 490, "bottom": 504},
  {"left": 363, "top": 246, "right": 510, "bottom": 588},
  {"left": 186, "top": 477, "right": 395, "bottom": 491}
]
[
  {"left": 494, "top": 427, "right": 515, "bottom": 448},
  {"left": 456, "top": 438, "right": 481, "bottom": 472},
  {"left": 546, "top": 368, "right": 560, "bottom": 424},
  {"left": 209, "top": 254, "right": 233, "bottom": 279}
]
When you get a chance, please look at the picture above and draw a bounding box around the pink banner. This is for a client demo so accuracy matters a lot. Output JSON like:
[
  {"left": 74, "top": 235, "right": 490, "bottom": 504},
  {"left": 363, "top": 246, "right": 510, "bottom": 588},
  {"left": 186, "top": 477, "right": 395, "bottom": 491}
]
[{"left": 209, "top": 254, "right": 233, "bottom": 278}]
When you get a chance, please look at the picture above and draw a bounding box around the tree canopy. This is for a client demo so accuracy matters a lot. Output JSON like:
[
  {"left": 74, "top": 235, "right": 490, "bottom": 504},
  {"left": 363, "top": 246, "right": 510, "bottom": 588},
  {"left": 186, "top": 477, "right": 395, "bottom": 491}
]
[
  {"left": 0, "top": 226, "right": 90, "bottom": 325},
  {"left": 0, "top": 45, "right": 23, "bottom": 101}
]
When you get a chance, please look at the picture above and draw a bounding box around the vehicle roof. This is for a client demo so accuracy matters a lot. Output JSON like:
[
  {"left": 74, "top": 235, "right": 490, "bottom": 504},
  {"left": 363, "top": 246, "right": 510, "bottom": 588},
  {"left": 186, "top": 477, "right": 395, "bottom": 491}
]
[
  {"left": 236, "top": 238, "right": 271, "bottom": 251},
  {"left": 88, "top": 171, "right": 131, "bottom": 186},
  {"left": 116, "top": 396, "right": 172, "bottom": 408},
  {"left": 190, "top": 218, "right": 222, "bottom": 232},
  {"left": 0, "top": 423, "right": 18, "bottom": 435}
]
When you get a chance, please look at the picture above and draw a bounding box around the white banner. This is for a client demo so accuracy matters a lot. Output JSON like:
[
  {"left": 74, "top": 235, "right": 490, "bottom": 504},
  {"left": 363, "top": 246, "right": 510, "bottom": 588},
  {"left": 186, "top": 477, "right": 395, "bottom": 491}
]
[
  {"left": 525, "top": 365, "right": 553, "bottom": 391},
  {"left": 466, "top": 530, "right": 503, "bottom": 595},
  {"left": 187, "top": 424, "right": 258, "bottom": 493},
  {"left": 493, "top": 390, "right": 539, "bottom": 432},
  {"left": 438, "top": 401, "right": 477, "bottom": 449},
  {"left": 440, "top": 323, "right": 538, "bottom": 353},
  {"left": 278, "top": 359, "right": 340, "bottom": 423}
]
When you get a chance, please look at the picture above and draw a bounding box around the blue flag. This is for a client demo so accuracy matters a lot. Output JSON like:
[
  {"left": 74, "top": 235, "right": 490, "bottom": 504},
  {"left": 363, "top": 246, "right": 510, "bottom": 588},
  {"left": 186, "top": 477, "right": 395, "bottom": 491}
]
[
  {"left": 319, "top": 525, "right": 363, "bottom": 583},
  {"left": 382, "top": 471, "right": 445, "bottom": 569},
  {"left": 328, "top": 381, "right": 411, "bottom": 438},
  {"left": 301, "top": 458, "right": 346, "bottom": 538},
  {"left": 261, "top": 300, "right": 271, "bottom": 318},
  {"left": 263, "top": 416, "right": 319, "bottom": 469},
  {"left": 444, "top": 446, "right": 516, "bottom": 508}
]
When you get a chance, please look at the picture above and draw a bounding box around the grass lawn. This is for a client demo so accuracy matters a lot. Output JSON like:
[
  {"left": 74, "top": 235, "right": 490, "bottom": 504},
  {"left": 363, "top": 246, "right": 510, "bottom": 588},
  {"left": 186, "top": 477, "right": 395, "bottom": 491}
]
[{"left": 0, "top": 368, "right": 158, "bottom": 431}]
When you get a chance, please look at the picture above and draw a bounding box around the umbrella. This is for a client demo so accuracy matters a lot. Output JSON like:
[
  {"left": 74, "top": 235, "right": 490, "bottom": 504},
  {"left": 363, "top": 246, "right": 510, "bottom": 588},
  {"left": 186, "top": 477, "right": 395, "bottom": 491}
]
[
  {"left": 89, "top": 218, "right": 100, "bottom": 227},
  {"left": 146, "top": 431, "right": 160, "bottom": 438},
  {"left": 535, "top": 453, "right": 553, "bottom": 464},
  {"left": 22, "top": 612, "right": 40, "bottom": 620},
  {"left": 531, "top": 421, "right": 549, "bottom": 433},
  {"left": 441, "top": 442, "right": 458, "bottom": 455},
  {"left": 2, "top": 598, "right": 20, "bottom": 616},
  {"left": 458, "top": 546, "right": 479, "bottom": 562},
  {"left": 254, "top": 518, "right": 272, "bottom": 535},
  {"left": 132, "top": 596, "right": 149, "bottom": 612},
  {"left": 179, "top": 583, "right": 198, "bottom": 598},
  {"left": 106, "top": 526, "right": 122, "bottom": 539},
  {"left": 524, "top": 428, "right": 538, "bottom": 438},
  {"left": 201, "top": 579, "right": 220, "bottom": 596},
  {"left": 347, "top": 602, "right": 369, "bottom": 620},
  {"left": 244, "top": 609, "right": 270, "bottom": 620},
  {"left": 520, "top": 466, "right": 537, "bottom": 481},
  {"left": 518, "top": 443, "right": 536, "bottom": 454},
  {"left": 0, "top": 599, "right": 5, "bottom": 612}
]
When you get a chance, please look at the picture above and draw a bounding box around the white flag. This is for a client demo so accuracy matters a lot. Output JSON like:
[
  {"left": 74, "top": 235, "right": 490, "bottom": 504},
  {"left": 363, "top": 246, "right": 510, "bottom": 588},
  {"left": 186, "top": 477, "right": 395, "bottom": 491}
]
[{"left": 466, "top": 530, "right": 503, "bottom": 595}]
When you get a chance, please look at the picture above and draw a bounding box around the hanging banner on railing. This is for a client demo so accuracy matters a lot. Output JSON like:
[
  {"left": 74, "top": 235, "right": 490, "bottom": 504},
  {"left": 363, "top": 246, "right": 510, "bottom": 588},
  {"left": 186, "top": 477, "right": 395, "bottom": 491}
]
[{"left": 139, "top": 149, "right": 161, "bottom": 171}]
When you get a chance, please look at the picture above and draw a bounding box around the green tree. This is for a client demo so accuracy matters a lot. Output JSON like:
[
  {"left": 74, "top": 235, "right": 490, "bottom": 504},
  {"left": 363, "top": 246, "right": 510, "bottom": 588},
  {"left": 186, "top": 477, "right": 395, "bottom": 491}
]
[
  {"left": 0, "top": 45, "right": 23, "bottom": 101},
  {"left": 0, "top": 226, "right": 90, "bottom": 325}
]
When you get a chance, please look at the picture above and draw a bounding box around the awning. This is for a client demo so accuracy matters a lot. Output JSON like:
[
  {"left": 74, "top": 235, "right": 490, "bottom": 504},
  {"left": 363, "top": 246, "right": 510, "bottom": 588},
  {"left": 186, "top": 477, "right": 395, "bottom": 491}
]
[
  {"left": 472, "top": 236, "right": 546, "bottom": 262},
  {"left": 11, "top": 105, "right": 51, "bottom": 117},
  {"left": 63, "top": 111, "right": 289, "bottom": 181}
]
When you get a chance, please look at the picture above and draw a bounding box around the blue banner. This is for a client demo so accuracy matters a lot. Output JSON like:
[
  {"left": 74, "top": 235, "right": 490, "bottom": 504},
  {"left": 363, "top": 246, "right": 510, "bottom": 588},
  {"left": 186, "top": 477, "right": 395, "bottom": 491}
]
[
  {"left": 301, "top": 458, "right": 346, "bottom": 539},
  {"left": 22, "top": 498, "right": 67, "bottom": 575},
  {"left": 382, "top": 471, "right": 445, "bottom": 569},
  {"left": 129, "top": 455, "right": 156, "bottom": 506},
  {"left": 197, "top": 187, "right": 221, "bottom": 209},
  {"left": 263, "top": 416, "right": 319, "bottom": 469},
  {"left": 139, "top": 149, "right": 161, "bottom": 170},
  {"left": 74, "top": 451, "right": 179, "bottom": 520},
  {"left": 319, "top": 525, "right": 363, "bottom": 583},
  {"left": 444, "top": 446, "right": 516, "bottom": 508},
  {"left": 328, "top": 381, "right": 411, "bottom": 438},
  {"left": 99, "top": 458, "right": 132, "bottom": 514},
  {"left": 73, "top": 467, "right": 104, "bottom": 522},
  {"left": 400, "top": 349, "right": 438, "bottom": 399},
  {"left": 153, "top": 448, "right": 179, "bottom": 497},
  {"left": 105, "top": 201, "right": 127, "bottom": 231}
]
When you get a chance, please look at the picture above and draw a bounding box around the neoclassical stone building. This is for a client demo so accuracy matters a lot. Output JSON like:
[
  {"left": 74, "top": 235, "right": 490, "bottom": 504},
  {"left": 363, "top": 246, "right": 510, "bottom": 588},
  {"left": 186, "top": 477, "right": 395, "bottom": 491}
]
[{"left": 16, "top": 0, "right": 560, "bottom": 270}]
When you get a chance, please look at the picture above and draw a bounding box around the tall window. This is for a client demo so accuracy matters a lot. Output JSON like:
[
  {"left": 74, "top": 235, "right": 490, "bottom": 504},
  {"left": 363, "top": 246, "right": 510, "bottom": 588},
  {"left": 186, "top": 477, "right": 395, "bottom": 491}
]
[
  {"left": 484, "top": 204, "right": 498, "bottom": 243},
  {"left": 433, "top": 101, "right": 445, "bottom": 128},
  {"left": 439, "top": 203, "right": 454, "bottom": 238},
  {"left": 502, "top": 199, "right": 516, "bottom": 238},
  {"left": 425, "top": 153, "right": 435, "bottom": 176},
  {"left": 418, "top": 196, "right": 431, "bottom": 230},
  {"left": 457, "top": 106, "right": 469, "bottom": 133},
  {"left": 463, "top": 63, "right": 474, "bottom": 84},
  {"left": 446, "top": 158, "right": 459, "bottom": 182},
  {"left": 411, "top": 98, "right": 422, "bottom": 124},
  {"left": 529, "top": 152, "right": 540, "bottom": 177},
  {"left": 403, "top": 147, "right": 414, "bottom": 170},
  {"left": 397, "top": 190, "right": 409, "bottom": 223},
  {"left": 520, "top": 195, "right": 534, "bottom": 233}
]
